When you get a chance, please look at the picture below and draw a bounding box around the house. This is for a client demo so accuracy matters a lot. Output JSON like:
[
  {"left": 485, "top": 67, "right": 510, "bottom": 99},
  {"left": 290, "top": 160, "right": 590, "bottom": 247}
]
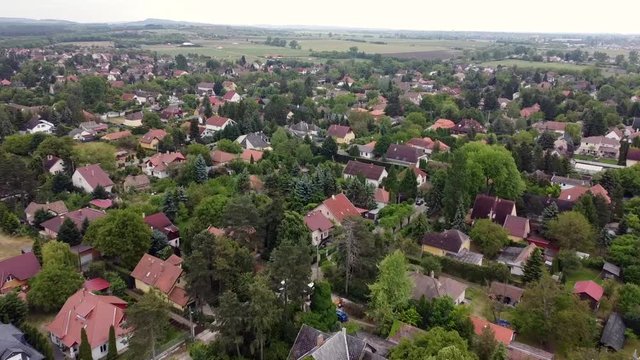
[
  {"left": 48, "top": 289, "right": 129, "bottom": 359},
  {"left": 161, "top": 105, "right": 182, "bottom": 120},
  {"left": 412, "top": 167, "right": 428, "bottom": 187},
  {"left": 497, "top": 244, "right": 537, "bottom": 276},
  {"left": 602, "top": 261, "right": 621, "bottom": 280},
  {"left": 304, "top": 210, "right": 333, "bottom": 247},
  {"left": 409, "top": 271, "right": 467, "bottom": 304},
  {"left": 69, "top": 127, "right": 98, "bottom": 142},
  {"left": 123, "top": 111, "right": 143, "bottom": 127},
  {"left": 488, "top": 281, "right": 524, "bottom": 306},
  {"left": 83, "top": 278, "right": 111, "bottom": 293},
  {"left": 123, "top": 174, "right": 151, "bottom": 191},
  {"left": 606, "top": 128, "right": 626, "bottom": 142},
  {"left": 222, "top": 91, "right": 241, "bottom": 103},
  {"left": 503, "top": 215, "right": 530, "bottom": 242},
  {"left": 89, "top": 199, "right": 113, "bottom": 210},
  {"left": 470, "top": 195, "right": 517, "bottom": 226},
  {"left": 288, "top": 325, "right": 382, "bottom": 360},
  {"left": 0, "top": 252, "right": 41, "bottom": 294},
  {"left": 627, "top": 148, "right": 640, "bottom": 167},
  {"left": 337, "top": 75, "right": 355, "bottom": 88},
  {"left": 550, "top": 175, "right": 590, "bottom": 190},
  {"left": 471, "top": 316, "right": 515, "bottom": 345},
  {"left": 79, "top": 121, "right": 108, "bottom": 133},
  {"left": 25, "top": 119, "right": 55, "bottom": 134},
  {"left": 210, "top": 150, "right": 238, "bottom": 165},
  {"left": 343, "top": 160, "right": 388, "bottom": 187},
  {"left": 387, "top": 322, "right": 426, "bottom": 345},
  {"left": 235, "top": 132, "right": 271, "bottom": 150},
  {"left": 40, "top": 208, "right": 106, "bottom": 239},
  {"left": 72, "top": 164, "right": 114, "bottom": 193},
  {"left": 573, "top": 280, "right": 604, "bottom": 309},
  {"left": 286, "top": 121, "right": 321, "bottom": 139},
  {"left": 43, "top": 155, "right": 65, "bottom": 174},
  {"left": 196, "top": 82, "right": 215, "bottom": 95},
  {"left": 385, "top": 144, "right": 426, "bottom": 167},
  {"left": 240, "top": 149, "right": 264, "bottom": 163},
  {"left": 451, "top": 119, "right": 487, "bottom": 135},
  {"left": 600, "top": 312, "right": 625, "bottom": 351},
  {"left": 101, "top": 130, "right": 132, "bottom": 142},
  {"left": 144, "top": 152, "right": 186, "bottom": 179},
  {"left": 421, "top": 229, "right": 470, "bottom": 257},
  {"left": 577, "top": 136, "right": 620, "bottom": 158},
  {"left": 327, "top": 125, "right": 355, "bottom": 144},
  {"left": 428, "top": 118, "right": 456, "bottom": 131},
  {"left": 0, "top": 323, "right": 45, "bottom": 360},
  {"left": 144, "top": 213, "right": 180, "bottom": 248},
  {"left": 507, "top": 342, "right": 554, "bottom": 360},
  {"left": 558, "top": 184, "right": 611, "bottom": 203},
  {"left": 406, "top": 137, "right": 450, "bottom": 154},
  {"left": 532, "top": 121, "right": 570, "bottom": 135},
  {"left": 520, "top": 103, "right": 541, "bottom": 118},
  {"left": 71, "top": 244, "right": 100, "bottom": 271},
  {"left": 313, "top": 193, "right": 363, "bottom": 225},
  {"left": 139, "top": 129, "right": 168, "bottom": 150},
  {"left": 130, "top": 254, "right": 190, "bottom": 311},
  {"left": 375, "top": 188, "right": 390, "bottom": 208},
  {"left": 25, "top": 200, "right": 68, "bottom": 225},
  {"left": 357, "top": 141, "right": 376, "bottom": 159},
  {"left": 204, "top": 116, "right": 236, "bottom": 136}
]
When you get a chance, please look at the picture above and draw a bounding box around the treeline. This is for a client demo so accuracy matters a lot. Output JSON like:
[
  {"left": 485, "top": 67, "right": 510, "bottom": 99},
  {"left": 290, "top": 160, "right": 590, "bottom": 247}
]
[{"left": 264, "top": 36, "right": 288, "bottom": 47}]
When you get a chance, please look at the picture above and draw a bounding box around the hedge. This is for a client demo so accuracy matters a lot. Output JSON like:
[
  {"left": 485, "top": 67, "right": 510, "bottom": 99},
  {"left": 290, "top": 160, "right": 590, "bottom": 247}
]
[{"left": 414, "top": 254, "right": 511, "bottom": 286}]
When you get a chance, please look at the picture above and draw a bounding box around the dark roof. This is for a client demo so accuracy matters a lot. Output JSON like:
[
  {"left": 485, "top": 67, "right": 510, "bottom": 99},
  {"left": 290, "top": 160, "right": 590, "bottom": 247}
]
[
  {"left": 144, "top": 213, "right": 178, "bottom": 236},
  {"left": 238, "top": 132, "right": 270, "bottom": 149},
  {"left": 327, "top": 124, "right": 352, "bottom": 138},
  {"left": 471, "top": 194, "right": 516, "bottom": 225},
  {"left": 507, "top": 341, "right": 554, "bottom": 360},
  {"left": 0, "top": 252, "right": 41, "bottom": 289},
  {"left": 601, "top": 312, "right": 625, "bottom": 351},
  {"left": 385, "top": 144, "right": 421, "bottom": 164},
  {"left": 503, "top": 215, "right": 529, "bottom": 238},
  {"left": 0, "top": 323, "right": 44, "bottom": 360},
  {"left": 343, "top": 160, "right": 386, "bottom": 181},
  {"left": 550, "top": 175, "right": 591, "bottom": 188},
  {"left": 42, "top": 155, "right": 62, "bottom": 172},
  {"left": 521, "top": 193, "right": 574, "bottom": 216},
  {"left": 288, "top": 325, "right": 369, "bottom": 360},
  {"left": 628, "top": 148, "right": 640, "bottom": 162},
  {"left": 421, "top": 229, "right": 469, "bottom": 253},
  {"left": 489, "top": 282, "right": 524, "bottom": 303},
  {"left": 452, "top": 118, "right": 487, "bottom": 134},
  {"left": 603, "top": 262, "right": 621, "bottom": 277}
]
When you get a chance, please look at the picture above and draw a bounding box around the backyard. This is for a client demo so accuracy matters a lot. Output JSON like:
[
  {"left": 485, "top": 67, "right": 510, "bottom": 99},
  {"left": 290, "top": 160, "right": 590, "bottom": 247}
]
[{"left": 0, "top": 232, "right": 33, "bottom": 259}]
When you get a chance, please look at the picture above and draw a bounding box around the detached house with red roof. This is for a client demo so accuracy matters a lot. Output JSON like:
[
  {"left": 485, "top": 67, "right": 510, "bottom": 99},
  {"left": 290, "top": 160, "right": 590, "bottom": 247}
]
[
  {"left": 327, "top": 125, "right": 355, "bottom": 144},
  {"left": 72, "top": 164, "right": 114, "bottom": 193},
  {"left": 304, "top": 211, "right": 333, "bottom": 246},
  {"left": 343, "top": 160, "right": 388, "bottom": 187},
  {"left": 428, "top": 118, "right": 456, "bottom": 131},
  {"left": 313, "top": 193, "right": 363, "bottom": 225},
  {"left": 144, "top": 213, "right": 180, "bottom": 248},
  {"left": 222, "top": 91, "right": 241, "bottom": 103},
  {"left": 144, "top": 152, "right": 186, "bottom": 179},
  {"left": 0, "top": 252, "right": 41, "bottom": 294},
  {"left": 471, "top": 316, "right": 515, "bottom": 346},
  {"left": 130, "top": 254, "right": 190, "bottom": 311},
  {"left": 559, "top": 184, "right": 611, "bottom": 204},
  {"left": 406, "top": 137, "right": 450, "bottom": 155},
  {"left": 40, "top": 207, "right": 106, "bottom": 239},
  {"left": 574, "top": 280, "right": 604, "bottom": 309},
  {"left": 203, "top": 116, "right": 236, "bottom": 137},
  {"left": 48, "top": 289, "right": 130, "bottom": 359},
  {"left": 139, "top": 129, "right": 168, "bottom": 150}
]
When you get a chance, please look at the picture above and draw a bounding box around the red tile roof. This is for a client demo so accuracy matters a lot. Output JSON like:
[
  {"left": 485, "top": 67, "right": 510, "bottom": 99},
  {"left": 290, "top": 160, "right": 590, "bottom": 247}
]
[
  {"left": 304, "top": 210, "right": 333, "bottom": 232},
  {"left": 375, "top": 188, "right": 390, "bottom": 204},
  {"left": 573, "top": 280, "right": 604, "bottom": 302},
  {"left": 406, "top": 137, "right": 450, "bottom": 152},
  {"left": 47, "top": 289, "right": 128, "bottom": 348},
  {"left": 327, "top": 125, "right": 353, "bottom": 139},
  {"left": 122, "top": 93, "right": 135, "bottom": 101},
  {"left": 321, "top": 194, "right": 361, "bottom": 223},
  {"left": 147, "top": 152, "right": 186, "bottom": 172},
  {"left": 558, "top": 184, "right": 610, "bottom": 203},
  {"left": 503, "top": 215, "right": 530, "bottom": 238},
  {"left": 429, "top": 118, "right": 456, "bottom": 130},
  {"left": 89, "top": 199, "right": 113, "bottom": 209},
  {"left": 101, "top": 130, "right": 131, "bottom": 141},
  {"left": 206, "top": 116, "right": 232, "bottom": 127},
  {"left": 144, "top": 213, "right": 178, "bottom": 237},
  {"left": 0, "top": 252, "right": 41, "bottom": 289},
  {"left": 471, "top": 316, "right": 514, "bottom": 345},
  {"left": 75, "top": 164, "right": 114, "bottom": 189},
  {"left": 25, "top": 201, "right": 68, "bottom": 218},
  {"left": 165, "top": 254, "right": 183, "bottom": 267},
  {"left": 207, "top": 226, "right": 225, "bottom": 236},
  {"left": 40, "top": 207, "right": 106, "bottom": 235},
  {"left": 222, "top": 91, "right": 238, "bottom": 101},
  {"left": 140, "top": 129, "right": 168, "bottom": 144},
  {"left": 83, "top": 278, "right": 111, "bottom": 292},
  {"left": 210, "top": 150, "right": 237, "bottom": 164},
  {"left": 241, "top": 149, "right": 264, "bottom": 162},
  {"left": 130, "top": 254, "right": 183, "bottom": 295}
]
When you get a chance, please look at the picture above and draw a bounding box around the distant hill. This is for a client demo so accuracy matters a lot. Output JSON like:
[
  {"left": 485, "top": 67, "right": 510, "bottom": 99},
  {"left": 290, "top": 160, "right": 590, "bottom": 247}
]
[
  {"left": 114, "top": 18, "right": 214, "bottom": 27},
  {"left": 0, "top": 17, "right": 77, "bottom": 25}
]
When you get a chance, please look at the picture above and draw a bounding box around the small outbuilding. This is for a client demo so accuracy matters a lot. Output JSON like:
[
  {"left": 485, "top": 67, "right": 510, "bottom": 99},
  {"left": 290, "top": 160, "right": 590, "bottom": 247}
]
[{"left": 600, "top": 312, "right": 625, "bottom": 351}]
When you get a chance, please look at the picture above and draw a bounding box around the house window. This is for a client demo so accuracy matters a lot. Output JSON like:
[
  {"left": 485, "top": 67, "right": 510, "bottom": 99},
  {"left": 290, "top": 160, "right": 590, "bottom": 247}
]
[{"left": 100, "top": 344, "right": 108, "bottom": 353}]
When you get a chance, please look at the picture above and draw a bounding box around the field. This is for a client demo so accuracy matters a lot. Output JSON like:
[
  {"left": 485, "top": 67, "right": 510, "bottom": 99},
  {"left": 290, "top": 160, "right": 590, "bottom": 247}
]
[
  {"left": 143, "top": 37, "right": 490, "bottom": 61},
  {"left": 0, "top": 232, "right": 33, "bottom": 260},
  {"left": 58, "top": 40, "right": 115, "bottom": 47},
  {"left": 479, "top": 59, "right": 595, "bottom": 71}
]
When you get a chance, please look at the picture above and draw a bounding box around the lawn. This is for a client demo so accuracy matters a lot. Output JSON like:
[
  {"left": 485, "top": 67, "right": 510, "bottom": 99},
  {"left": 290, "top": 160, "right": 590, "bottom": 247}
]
[
  {"left": 564, "top": 268, "right": 603, "bottom": 290},
  {"left": 0, "top": 232, "right": 33, "bottom": 260},
  {"left": 479, "top": 59, "right": 595, "bottom": 72}
]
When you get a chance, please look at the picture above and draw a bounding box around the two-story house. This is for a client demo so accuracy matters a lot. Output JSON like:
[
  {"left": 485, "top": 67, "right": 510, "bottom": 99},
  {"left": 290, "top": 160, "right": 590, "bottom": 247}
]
[
  {"left": 304, "top": 210, "right": 333, "bottom": 247},
  {"left": 144, "top": 212, "right": 181, "bottom": 248},
  {"left": 139, "top": 129, "right": 168, "bottom": 150},
  {"left": 342, "top": 160, "right": 388, "bottom": 187},
  {"left": 130, "top": 254, "right": 190, "bottom": 311},
  {"left": 143, "top": 152, "right": 186, "bottom": 179},
  {"left": 72, "top": 164, "right": 114, "bottom": 193},
  {"left": 327, "top": 125, "right": 355, "bottom": 144}
]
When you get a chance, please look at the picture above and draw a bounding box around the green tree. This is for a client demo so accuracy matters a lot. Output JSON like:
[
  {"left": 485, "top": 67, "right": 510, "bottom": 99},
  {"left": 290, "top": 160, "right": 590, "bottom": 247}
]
[
  {"left": 194, "top": 154, "right": 208, "bottom": 183},
  {"left": 474, "top": 326, "right": 500, "bottom": 360},
  {"left": 84, "top": 209, "right": 152, "bottom": 269},
  {"left": 92, "top": 184, "right": 109, "bottom": 200},
  {"left": 470, "top": 219, "right": 510, "bottom": 258},
  {"left": 345, "top": 176, "right": 376, "bottom": 209},
  {"left": 248, "top": 275, "right": 281, "bottom": 360},
  {"left": 78, "top": 328, "right": 92, "bottom": 360},
  {"left": 398, "top": 169, "right": 418, "bottom": 200},
  {"left": 107, "top": 325, "right": 118, "bottom": 359},
  {"left": 106, "top": 272, "right": 127, "bottom": 298},
  {"left": 451, "top": 201, "right": 468, "bottom": 232},
  {"left": 301, "top": 281, "right": 338, "bottom": 332},
  {"left": 214, "top": 290, "right": 246, "bottom": 357},
  {"left": 28, "top": 264, "right": 84, "bottom": 312},
  {"left": 368, "top": 250, "right": 413, "bottom": 334},
  {"left": 56, "top": 218, "right": 82, "bottom": 246},
  {"left": 0, "top": 291, "right": 27, "bottom": 325},
  {"left": 541, "top": 202, "right": 559, "bottom": 236},
  {"left": 320, "top": 136, "right": 338, "bottom": 158},
  {"left": 42, "top": 240, "right": 78, "bottom": 269},
  {"left": 333, "top": 217, "right": 379, "bottom": 298},
  {"left": 126, "top": 291, "right": 171, "bottom": 359},
  {"left": 216, "top": 139, "right": 243, "bottom": 154},
  {"left": 389, "top": 327, "right": 472, "bottom": 360},
  {"left": 522, "top": 248, "right": 544, "bottom": 284},
  {"left": 547, "top": 211, "right": 596, "bottom": 251},
  {"left": 189, "top": 118, "right": 201, "bottom": 143},
  {"left": 175, "top": 54, "right": 188, "bottom": 70},
  {"left": 202, "top": 96, "right": 213, "bottom": 118}
]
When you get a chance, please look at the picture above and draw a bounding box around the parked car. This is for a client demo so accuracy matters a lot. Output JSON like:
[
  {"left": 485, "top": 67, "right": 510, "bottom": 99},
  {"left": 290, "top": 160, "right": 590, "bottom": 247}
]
[{"left": 336, "top": 309, "right": 348, "bottom": 322}]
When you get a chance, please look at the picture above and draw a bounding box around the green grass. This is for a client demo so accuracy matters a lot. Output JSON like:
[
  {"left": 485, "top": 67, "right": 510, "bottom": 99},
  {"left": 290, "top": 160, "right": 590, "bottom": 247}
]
[
  {"left": 479, "top": 59, "right": 595, "bottom": 72},
  {"left": 573, "top": 154, "right": 620, "bottom": 165},
  {"left": 564, "top": 267, "right": 602, "bottom": 290},
  {"left": 466, "top": 287, "right": 494, "bottom": 319}
]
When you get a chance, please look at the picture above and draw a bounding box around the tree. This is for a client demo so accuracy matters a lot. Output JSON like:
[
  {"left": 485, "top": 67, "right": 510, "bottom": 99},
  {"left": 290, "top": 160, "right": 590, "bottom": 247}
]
[
  {"left": 79, "top": 328, "right": 92, "bottom": 360},
  {"left": 175, "top": 54, "right": 188, "bottom": 70},
  {"left": 57, "top": 217, "right": 82, "bottom": 246},
  {"left": 574, "top": 194, "right": 598, "bottom": 226},
  {"left": 42, "top": 240, "right": 78, "bottom": 268},
  {"left": 216, "top": 139, "right": 243, "bottom": 154},
  {"left": 470, "top": 219, "right": 510, "bottom": 258},
  {"left": 522, "top": 248, "right": 544, "bottom": 284},
  {"left": 389, "top": 327, "right": 473, "bottom": 360},
  {"left": 214, "top": 290, "right": 246, "bottom": 357},
  {"left": 222, "top": 196, "right": 263, "bottom": 252},
  {"left": 106, "top": 272, "right": 127, "bottom": 298},
  {"left": 28, "top": 264, "right": 84, "bottom": 312},
  {"left": 0, "top": 292, "right": 27, "bottom": 325},
  {"left": 541, "top": 202, "right": 559, "bottom": 236},
  {"left": 150, "top": 230, "right": 169, "bottom": 257},
  {"left": 194, "top": 154, "right": 208, "bottom": 183},
  {"left": 345, "top": 176, "right": 376, "bottom": 209},
  {"left": 333, "top": 216, "right": 378, "bottom": 298},
  {"left": 189, "top": 119, "right": 201, "bottom": 143},
  {"left": 107, "top": 325, "right": 118, "bottom": 360},
  {"left": 512, "top": 274, "right": 597, "bottom": 353},
  {"left": 202, "top": 96, "right": 213, "bottom": 118},
  {"left": 537, "top": 132, "right": 556, "bottom": 150},
  {"left": 32, "top": 237, "right": 43, "bottom": 264},
  {"left": 126, "top": 291, "right": 171, "bottom": 359},
  {"left": 374, "top": 135, "right": 392, "bottom": 157},
  {"left": 320, "top": 136, "right": 337, "bottom": 158},
  {"left": 474, "top": 326, "right": 500, "bottom": 360},
  {"left": 451, "top": 201, "right": 468, "bottom": 232},
  {"left": 547, "top": 212, "right": 596, "bottom": 251},
  {"left": 368, "top": 250, "right": 413, "bottom": 334},
  {"left": 84, "top": 209, "right": 152, "bottom": 269},
  {"left": 398, "top": 169, "right": 418, "bottom": 201},
  {"left": 248, "top": 275, "right": 281, "bottom": 360},
  {"left": 92, "top": 185, "right": 109, "bottom": 200},
  {"left": 301, "top": 281, "right": 338, "bottom": 332}
]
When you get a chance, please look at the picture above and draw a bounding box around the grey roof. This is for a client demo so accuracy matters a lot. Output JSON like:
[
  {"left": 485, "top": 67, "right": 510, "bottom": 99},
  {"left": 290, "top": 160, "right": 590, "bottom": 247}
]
[
  {"left": 409, "top": 272, "right": 467, "bottom": 302},
  {"left": 601, "top": 312, "right": 625, "bottom": 351},
  {"left": 289, "top": 325, "right": 379, "bottom": 360},
  {"left": 239, "top": 132, "right": 270, "bottom": 149},
  {"left": 447, "top": 249, "right": 483, "bottom": 265},
  {"left": 550, "top": 175, "right": 591, "bottom": 188},
  {"left": 603, "top": 262, "right": 621, "bottom": 277},
  {"left": 289, "top": 121, "right": 321, "bottom": 134},
  {"left": 0, "top": 323, "right": 45, "bottom": 360}
]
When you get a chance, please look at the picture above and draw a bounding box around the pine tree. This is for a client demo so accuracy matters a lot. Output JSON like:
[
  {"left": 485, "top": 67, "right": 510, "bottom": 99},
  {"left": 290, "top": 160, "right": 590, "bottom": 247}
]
[
  {"left": 107, "top": 325, "right": 118, "bottom": 360},
  {"left": 398, "top": 169, "right": 418, "bottom": 201},
  {"left": 236, "top": 169, "right": 250, "bottom": 192},
  {"left": 79, "top": 328, "right": 92, "bottom": 360},
  {"left": 194, "top": 154, "right": 208, "bottom": 183},
  {"left": 32, "top": 237, "right": 43, "bottom": 264},
  {"left": 451, "top": 201, "right": 467, "bottom": 232},
  {"left": 202, "top": 96, "right": 213, "bottom": 118},
  {"left": 163, "top": 191, "right": 178, "bottom": 221},
  {"left": 189, "top": 118, "right": 201, "bottom": 143},
  {"left": 57, "top": 218, "right": 82, "bottom": 246},
  {"left": 598, "top": 228, "right": 614, "bottom": 249},
  {"left": 541, "top": 202, "right": 559, "bottom": 235},
  {"left": 523, "top": 248, "right": 544, "bottom": 283},
  {"left": 92, "top": 184, "right": 108, "bottom": 200}
]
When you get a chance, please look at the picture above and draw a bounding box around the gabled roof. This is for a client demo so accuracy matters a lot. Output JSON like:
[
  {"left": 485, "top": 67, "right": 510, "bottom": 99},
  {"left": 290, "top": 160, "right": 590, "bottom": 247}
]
[
  {"left": 320, "top": 194, "right": 361, "bottom": 224},
  {"left": 471, "top": 194, "right": 516, "bottom": 226},
  {"left": 241, "top": 149, "right": 264, "bottom": 162},
  {"left": 222, "top": 91, "right": 238, "bottom": 101},
  {"left": 603, "top": 262, "right": 621, "bottom": 277},
  {"left": 453, "top": 118, "right": 487, "bottom": 134},
  {"left": 0, "top": 252, "right": 41, "bottom": 289},
  {"left": 507, "top": 341, "right": 554, "bottom": 360},
  {"left": 304, "top": 211, "right": 333, "bottom": 233},
  {"left": 343, "top": 160, "right": 386, "bottom": 181},
  {"left": 236, "top": 132, "right": 270, "bottom": 149},
  {"left": 385, "top": 144, "right": 422, "bottom": 164},
  {"left": 140, "top": 129, "right": 168, "bottom": 144},
  {"left": 205, "top": 116, "right": 232, "bottom": 127},
  {"left": 601, "top": 312, "right": 625, "bottom": 351},
  {"left": 327, "top": 124, "right": 353, "bottom": 139},
  {"left": 503, "top": 215, "right": 529, "bottom": 238},
  {"left": 489, "top": 281, "right": 524, "bottom": 303},
  {"left": 123, "top": 174, "right": 150, "bottom": 189},
  {"left": 210, "top": 150, "right": 237, "bottom": 164},
  {"left": 471, "top": 316, "right": 514, "bottom": 345},
  {"left": 147, "top": 152, "right": 186, "bottom": 172},
  {"left": 558, "top": 184, "right": 610, "bottom": 203},
  {"left": 131, "top": 254, "right": 183, "bottom": 296},
  {"left": 101, "top": 130, "right": 132, "bottom": 141},
  {"left": 288, "top": 325, "right": 369, "bottom": 360},
  {"left": 374, "top": 188, "right": 390, "bottom": 204},
  {"left": 406, "top": 137, "right": 449, "bottom": 152},
  {"left": 40, "top": 207, "right": 106, "bottom": 235},
  {"left": 387, "top": 322, "right": 427, "bottom": 345},
  {"left": 409, "top": 272, "right": 467, "bottom": 302},
  {"left": 47, "top": 289, "right": 128, "bottom": 349},
  {"left": 83, "top": 278, "right": 111, "bottom": 292},
  {"left": 573, "top": 280, "right": 604, "bottom": 302},
  {"left": 0, "top": 323, "right": 44, "bottom": 360},
  {"left": 25, "top": 200, "right": 68, "bottom": 218},
  {"left": 42, "top": 155, "right": 63, "bottom": 172},
  {"left": 74, "top": 164, "right": 114, "bottom": 189},
  {"left": 421, "top": 229, "right": 469, "bottom": 253},
  {"left": 144, "top": 213, "right": 178, "bottom": 236}
]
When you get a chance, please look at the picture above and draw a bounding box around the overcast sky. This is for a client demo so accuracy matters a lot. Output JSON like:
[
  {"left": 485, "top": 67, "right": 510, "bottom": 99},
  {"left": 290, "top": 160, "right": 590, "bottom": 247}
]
[{"left": 4, "top": 0, "right": 640, "bottom": 34}]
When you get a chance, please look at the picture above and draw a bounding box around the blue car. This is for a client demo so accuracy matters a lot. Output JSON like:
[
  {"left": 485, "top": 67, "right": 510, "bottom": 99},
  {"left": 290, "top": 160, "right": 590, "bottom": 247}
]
[{"left": 336, "top": 309, "right": 348, "bottom": 322}]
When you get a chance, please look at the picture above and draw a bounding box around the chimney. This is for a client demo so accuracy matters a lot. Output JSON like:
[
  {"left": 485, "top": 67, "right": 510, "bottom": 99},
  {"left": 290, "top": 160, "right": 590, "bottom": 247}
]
[
  {"left": 429, "top": 270, "right": 435, "bottom": 278},
  {"left": 91, "top": 169, "right": 95, "bottom": 176},
  {"left": 331, "top": 195, "right": 335, "bottom": 200},
  {"left": 316, "top": 334, "right": 325, "bottom": 347}
]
